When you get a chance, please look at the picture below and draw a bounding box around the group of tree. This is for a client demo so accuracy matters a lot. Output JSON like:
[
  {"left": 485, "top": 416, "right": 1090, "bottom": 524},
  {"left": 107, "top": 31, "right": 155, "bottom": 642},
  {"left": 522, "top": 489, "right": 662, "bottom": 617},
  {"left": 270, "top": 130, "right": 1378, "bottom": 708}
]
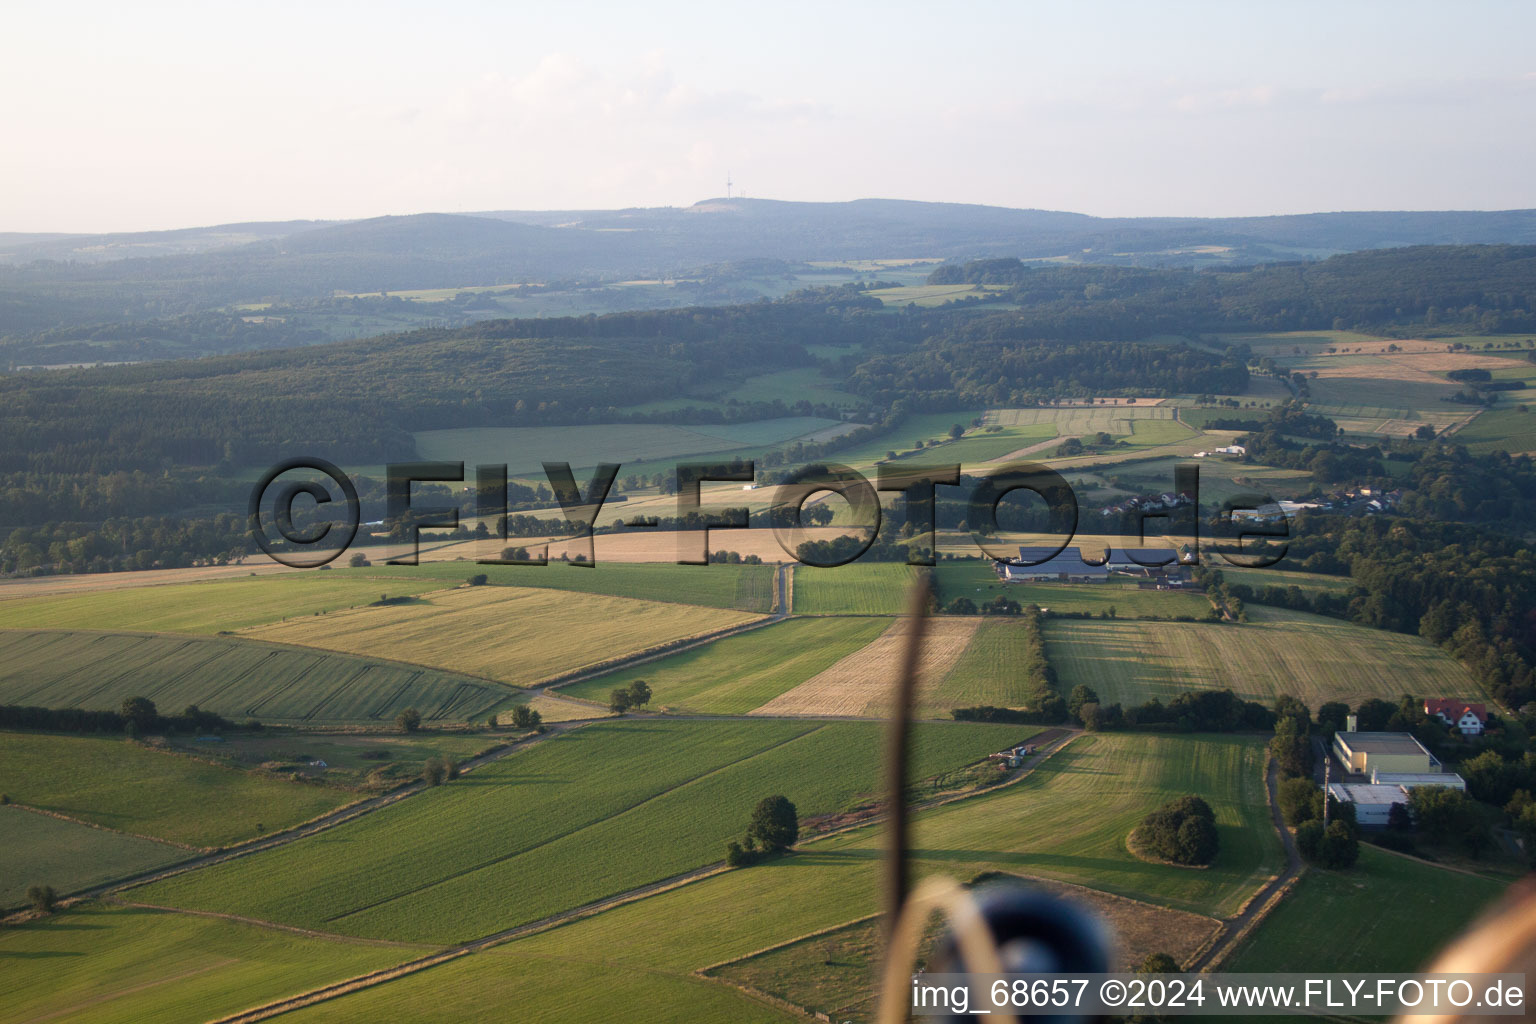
[
  {"left": 422, "top": 757, "right": 460, "bottom": 787},
  {"left": 725, "top": 795, "right": 799, "bottom": 867},
  {"left": 0, "top": 697, "right": 247, "bottom": 738},
  {"left": 1132, "top": 795, "right": 1219, "bottom": 866},
  {"left": 608, "top": 680, "right": 653, "bottom": 714}
]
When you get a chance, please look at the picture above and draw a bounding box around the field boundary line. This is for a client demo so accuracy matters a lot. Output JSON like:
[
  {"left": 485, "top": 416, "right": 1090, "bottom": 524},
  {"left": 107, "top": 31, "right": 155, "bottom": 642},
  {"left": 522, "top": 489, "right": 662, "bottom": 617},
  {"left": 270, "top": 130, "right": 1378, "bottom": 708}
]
[
  {"left": 104, "top": 898, "right": 442, "bottom": 949},
  {"left": 14, "top": 958, "right": 239, "bottom": 1024},
  {"left": 3, "top": 802, "right": 204, "bottom": 852}
]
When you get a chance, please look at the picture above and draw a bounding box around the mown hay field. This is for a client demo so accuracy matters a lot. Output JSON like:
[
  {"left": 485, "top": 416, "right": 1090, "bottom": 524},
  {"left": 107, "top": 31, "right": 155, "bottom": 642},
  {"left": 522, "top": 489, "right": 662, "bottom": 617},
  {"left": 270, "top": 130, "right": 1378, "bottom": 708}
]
[
  {"left": 1048, "top": 606, "right": 1483, "bottom": 709},
  {"left": 0, "top": 630, "right": 509, "bottom": 725},
  {"left": 559, "top": 616, "right": 889, "bottom": 714},
  {"left": 0, "top": 575, "right": 441, "bottom": 634},
  {"left": 750, "top": 617, "right": 981, "bottom": 717},
  {"left": 348, "top": 561, "right": 776, "bottom": 612},
  {"left": 134, "top": 719, "right": 1021, "bottom": 945},
  {"left": 243, "top": 586, "right": 762, "bottom": 687},
  {"left": 0, "top": 806, "right": 185, "bottom": 907},
  {"left": 0, "top": 733, "right": 353, "bottom": 848},
  {"left": 1225, "top": 845, "right": 1508, "bottom": 973},
  {"left": 0, "top": 903, "right": 413, "bottom": 1024},
  {"left": 791, "top": 563, "right": 922, "bottom": 615}
]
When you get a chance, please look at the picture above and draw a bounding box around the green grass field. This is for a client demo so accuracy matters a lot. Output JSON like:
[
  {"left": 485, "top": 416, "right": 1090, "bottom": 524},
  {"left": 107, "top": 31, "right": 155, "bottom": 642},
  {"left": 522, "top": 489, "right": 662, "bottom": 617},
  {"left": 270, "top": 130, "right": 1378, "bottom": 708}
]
[
  {"left": 175, "top": 731, "right": 502, "bottom": 788},
  {"left": 918, "top": 619, "right": 1046, "bottom": 713},
  {"left": 1108, "top": 455, "right": 1315, "bottom": 505},
  {"left": 413, "top": 417, "right": 841, "bottom": 476},
  {"left": 273, "top": 731, "right": 1275, "bottom": 1024},
  {"left": 244, "top": 585, "right": 760, "bottom": 687},
  {"left": 0, "top": 630, "right": 509, "bottom": 724},
  {"left": 792, "top": 563, "right": 921, "bottom": 614},
  {"left": 348, "top": 560, "right": 775, "bottom": 612},
  {"left": 932, "top": 560, "right": 1213, "bottom": 618},
  {"left": 1, "top": 806, "right": 185, "bottom": 907},
  {"left": 0, "top": 575, "right": 442, "bottom": 633},
  {"left": 883, "top": 423, "right": 1057, "bottom": 466},
  {"left": 135, "top": 719, "right": 1022, "bottom": 944},
  {"left": 558, "top": 617, "right": 890, "bottom": 713},
  {"left": 1453, "top": 403, "right": 1536, "bottom": 453},
  {"left": 0, "top": 734, "right": 353, "bottom": 847},
  {"left": 0, "top": 903, "right": 414, "bottom": 1024},
  {"left": 1226, "top": 846, "right": 1508, "bottom": 972},
  {"left": 1048, "top": 606, "right": 1483, "bottom": 709},
  {"left": 821, "top": 410, "right": 988, "bottom": 466}
]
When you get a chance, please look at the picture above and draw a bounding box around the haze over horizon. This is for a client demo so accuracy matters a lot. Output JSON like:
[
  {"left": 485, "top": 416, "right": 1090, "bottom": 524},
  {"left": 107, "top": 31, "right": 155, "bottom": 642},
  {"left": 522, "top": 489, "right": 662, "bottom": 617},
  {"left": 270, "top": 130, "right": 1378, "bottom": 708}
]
[{"left": 4, "top": 0, "right": 1534, "bottom": 234}]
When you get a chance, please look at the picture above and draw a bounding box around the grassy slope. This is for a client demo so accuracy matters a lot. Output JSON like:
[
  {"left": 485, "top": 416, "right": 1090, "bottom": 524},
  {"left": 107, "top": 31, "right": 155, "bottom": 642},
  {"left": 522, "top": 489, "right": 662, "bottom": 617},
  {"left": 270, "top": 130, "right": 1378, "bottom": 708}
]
[
  {"left": 135, "top": 719, "right": 1021, "bottom": 944},
  {"left": 1454, "top": 404, "right": 1536, "bottom": 454},
  {"left": 0, "top": 630, "right": 508, "bottom": 725},
  {"left": 243, "top": 586, "right": 761, "bottom": 687},
  {"left": 1048, "top": 606, "right": 1483, "bottom": 708},
  {"left": 0, "top": 806, "right": 185, "bottom": 906},
  {"left": 1226, "top": 845, "right": 1508, "bottom": 972},
  {"left": 0, "top": 904, "right": 413, "bottom": 1024},
  {"left": 0, "top": 733, "right": 351, "bottom": 847},
  {"left": 346, "top": 561, "right": 775, "bottom": 612},
  {"left": 559, "top": 617, "right": 890, "bottom": 713},
  {"left": 792, "top": 563, "right": 921, "bottom": 614},
  {"left": 0, "top": 575, "right": 441, "bottom": 633}
]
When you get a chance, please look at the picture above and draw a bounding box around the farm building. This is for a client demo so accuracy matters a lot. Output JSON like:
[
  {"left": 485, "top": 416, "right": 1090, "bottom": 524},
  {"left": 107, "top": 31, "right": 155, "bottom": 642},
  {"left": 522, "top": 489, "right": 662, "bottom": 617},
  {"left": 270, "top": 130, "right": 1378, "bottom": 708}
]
[
  {"left": 1332, "top": 732, "right": 1440, "bottom": 777},
  {"left": 995, "top": 546, "right": 1185, "bottom": 583},
  {"left": 1328, "top": 783, "right": 1409, "bottom": 827},
  {"left": 1423, "top": 699, "right": 1488, "bottom": 735},
  {"left": 1371, "top": 771, "right": 1466, "bottom": 791}
]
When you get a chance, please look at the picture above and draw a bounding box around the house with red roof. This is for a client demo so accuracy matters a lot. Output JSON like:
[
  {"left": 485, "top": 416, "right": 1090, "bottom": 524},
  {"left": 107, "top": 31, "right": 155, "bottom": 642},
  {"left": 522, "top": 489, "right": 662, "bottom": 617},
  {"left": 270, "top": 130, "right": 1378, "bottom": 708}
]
[{"left": 1423, "top": 698, "right": 1488, "bottom": 736}]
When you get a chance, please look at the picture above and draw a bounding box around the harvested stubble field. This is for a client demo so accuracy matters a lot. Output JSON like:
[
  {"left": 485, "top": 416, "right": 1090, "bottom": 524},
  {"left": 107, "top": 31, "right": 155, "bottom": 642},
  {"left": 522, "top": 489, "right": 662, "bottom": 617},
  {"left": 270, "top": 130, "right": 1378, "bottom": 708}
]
[
  {"left": 749, "top": 616, "right": 981, "bottom": 717},
  {"left": 242, "top": 585, "right": 762, "bottom": 687},
  {"left": 0, "top": 903, "right": 413, "bottom": 1024},
  {"left": 272, "top": 732, "right": 1271, "bottom": 1024},
  {"left": 134, "top": 719, "right": 1022, "bottom": 945},
  {"left": 1047, "top": 606, "right": 1483, "bottom": 708},
  {"left": 559, "top": 616, "right": 890, "bottom": 714},
  {"left": 0, "top": 733, "right": 352, "bottom": 848},
  {"left": 0, "top": 806, "right": 185, "bottom": 907},
  {"left": 414, "top": 526, "right": 855, "bottom": 566},
  {"left": 0, "top": 629, "right": 508, "bottom": 725}
]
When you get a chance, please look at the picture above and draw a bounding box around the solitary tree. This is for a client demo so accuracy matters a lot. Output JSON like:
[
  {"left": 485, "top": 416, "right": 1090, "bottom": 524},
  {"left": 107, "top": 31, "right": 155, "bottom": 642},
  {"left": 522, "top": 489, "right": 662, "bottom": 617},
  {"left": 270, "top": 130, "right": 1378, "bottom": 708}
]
[
  {"left": 467, "top": 573, "right": 489, "bottom": 586},
  {"left": 396, "top": 707, "right": 422, "bottom": 733},
  {"left": 609, "top": 688, "right": 633, "bottom": 713},
  {"left": 748, "top": 795, "right": 799, "bottom": 852},
  {"left": 626, "top": 680, "right": 652, "bottom": 710},
  {"left": 509, "top": 705, "right": 542, "bottom": 730},
  {"left": 27, "top": 884, "right": 56, "bottom": 913},
  {"left": 423, "top": 757, "right": 448, "bottom": 786}
]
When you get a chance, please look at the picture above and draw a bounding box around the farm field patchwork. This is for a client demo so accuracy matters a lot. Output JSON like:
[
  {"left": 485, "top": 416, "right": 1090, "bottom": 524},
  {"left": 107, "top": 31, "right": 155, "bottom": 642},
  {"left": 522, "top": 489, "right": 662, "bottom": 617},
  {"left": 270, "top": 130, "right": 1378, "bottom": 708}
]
[
  {"left": 1225, "top": 845, "right": 1508, "bottom": 972},
  {"left": 0, "top": 903, "right": 415, "bottom": 1024},
  {"left": 274, "top": 732, "right": 1272, "bottom": 1023},
  {"left": 0, "top": 733, "right": 354, "bottom": 847},
  {"left": 0, "top": 629, "right": 509, "bottom": 725},
  {"left": 750, "top": 616, "right": 981, "bottom": 717},
  {"left": 558, "top": 616, "right": 889, "bottom": 713},
  {"left": 1, "top": 806, "right": 186, "bottom": 907},
  {"left": 243, "top": 585, "right": 762, "bottom": 687},
  {"left": 134, "top": 719, "right": 1024, "bottom": 944},
  {"left": 1047, "top": 606, "right": 1483, "bottom": 709},
  {"left": 0, "top": 574, "right": 441, "bottom": 633}
]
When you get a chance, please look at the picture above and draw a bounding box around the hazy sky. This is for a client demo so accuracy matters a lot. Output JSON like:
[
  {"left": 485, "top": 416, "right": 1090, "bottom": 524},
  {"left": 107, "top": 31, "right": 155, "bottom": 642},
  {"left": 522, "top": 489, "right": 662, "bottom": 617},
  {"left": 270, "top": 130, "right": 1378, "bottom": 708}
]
[{"left": 3, "top": 0, "right": 1533, "bottom": 232}]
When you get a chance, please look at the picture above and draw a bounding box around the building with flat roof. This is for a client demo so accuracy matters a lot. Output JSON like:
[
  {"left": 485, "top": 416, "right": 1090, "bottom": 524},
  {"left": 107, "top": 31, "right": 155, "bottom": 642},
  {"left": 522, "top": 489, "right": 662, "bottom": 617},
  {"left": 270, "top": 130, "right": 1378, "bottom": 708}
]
[
  {"left": 1371, "top": 771, "right": 1465, "bottom": 791},
  {"left": 1328, "top": 782, "right": 1411, "bottom": 827},
  {"left": 1332, "top": 732, "right": 1439, "bottom": 776}
]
